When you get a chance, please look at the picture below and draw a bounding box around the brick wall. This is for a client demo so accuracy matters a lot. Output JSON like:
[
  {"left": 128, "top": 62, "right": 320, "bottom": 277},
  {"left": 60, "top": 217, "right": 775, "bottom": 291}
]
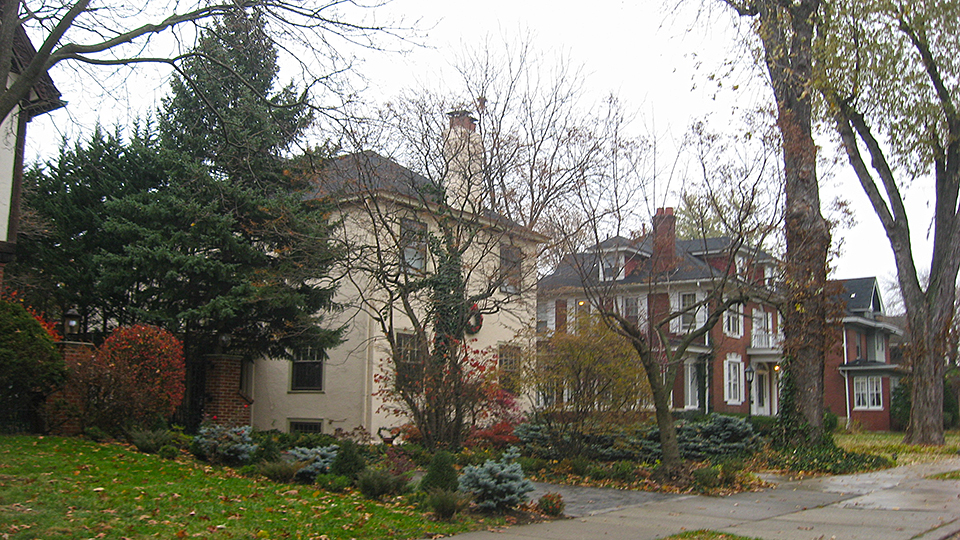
[
  {"left": 46, "top": 342, "right": 96, "bottom": 435},
  {"left": 204, "top": 355, "right": 251, "bottom": 427}
]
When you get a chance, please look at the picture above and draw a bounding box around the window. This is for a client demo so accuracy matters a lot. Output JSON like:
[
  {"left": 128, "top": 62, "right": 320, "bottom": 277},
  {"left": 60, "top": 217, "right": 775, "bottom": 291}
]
[
  {"left": 601, "top": 253, "right": 622, "bottom": 281},
  {"left": 289, "top": 420, "right": 324, "bottom": 434},
  {"left": 624, "top": 297, "right": 639, "bottom": 324},
  {"left": 498, "top": 344, "right": 521, "bottom": 394},
  {"left": 854, "top": 376, "right": 883, "bottom": 410},
  {"left": 500, "top": 245, "right": 522, "bottom": 294},
  {"left": 400, "top": 219, "right": 427, "bottom": 273},
  {"left": 752, "top": 309, "right": 776, "bottom": 348},
  {"left": 291, "top": 347, "right": 325, "bottom": 391},
  {"left": 239, "top": 359, "right": 254, "bottom": 400},
  {"left": 724, "top": 306, "right": 743, "bottom": 338},
  {"left": 394, "top": 332, "right": 424, "bottom": 386},
  {"left": 680, "top": 293, "right": 697, "bottom": 332},
  {"left": 724, "top": 354, "right": 744, "bottom": 405},
  {"left": 684, "top": 360, "right": 700, "bottom": 409}
]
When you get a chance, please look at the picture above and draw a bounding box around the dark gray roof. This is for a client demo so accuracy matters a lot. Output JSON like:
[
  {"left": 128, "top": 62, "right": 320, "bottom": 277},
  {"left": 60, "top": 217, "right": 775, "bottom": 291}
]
[
  {"left": 305, "top": 150, "right": 540, "bottom": 238},
  {"left": 837, "top": 277, "right": 882, "bottom": 315},
  {"left": 306, "top": 150, "right": 439, "bottom": 201},
  {"left": 11, "top": 23, "right": 64, "bottom": 118},
  {"left": 539, "top": 237, "right": 728, "bottom": 292}
]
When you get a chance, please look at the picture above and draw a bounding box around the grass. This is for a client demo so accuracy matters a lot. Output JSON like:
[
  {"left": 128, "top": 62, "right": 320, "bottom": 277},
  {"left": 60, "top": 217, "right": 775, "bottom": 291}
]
[
  {"left": 0, "top": 435, "right": 503, "bottom": 540},
  {"left": 661, "top": 531, "right": 763, "bottom": 540},
  {"left": 834, "top": 430, "right": 960, "bottom": 464}
]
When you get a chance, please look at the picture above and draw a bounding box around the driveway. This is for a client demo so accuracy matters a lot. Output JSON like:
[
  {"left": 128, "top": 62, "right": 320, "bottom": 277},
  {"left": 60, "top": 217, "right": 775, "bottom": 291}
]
[{"left": 454, "top": 458, "right": 960, "bottom": 540}]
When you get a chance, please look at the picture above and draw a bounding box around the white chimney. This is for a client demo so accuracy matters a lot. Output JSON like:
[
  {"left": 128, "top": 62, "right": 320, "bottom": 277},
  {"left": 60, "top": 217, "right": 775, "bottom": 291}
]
[{"left": 443, "top": 110, "right": 485, "bottom": 211}]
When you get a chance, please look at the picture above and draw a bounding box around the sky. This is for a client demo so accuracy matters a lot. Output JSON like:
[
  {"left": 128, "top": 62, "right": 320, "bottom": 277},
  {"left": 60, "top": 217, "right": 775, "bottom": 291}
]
[{"left": 23, "top": 0, "right": 931, "bottom": 303}]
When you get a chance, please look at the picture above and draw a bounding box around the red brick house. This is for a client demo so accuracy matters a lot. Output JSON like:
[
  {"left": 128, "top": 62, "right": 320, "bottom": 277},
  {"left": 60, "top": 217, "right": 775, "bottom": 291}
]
[
  {"left": 824, "top": 277, "right": 903, "bottom": 431},
  {"left": 538, "top": 208, "right": 902, "bottom": 428}
]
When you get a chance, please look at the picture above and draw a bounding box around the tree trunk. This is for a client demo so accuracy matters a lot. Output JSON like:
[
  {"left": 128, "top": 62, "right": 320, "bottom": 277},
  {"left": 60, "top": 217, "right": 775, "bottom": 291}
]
[
  {"left": 903, "top": 298, "right": 950, "bottom": 445},
  {"left": 634, "top": 344, "right": 683, "bottom": 476},
  {"left": 752, "top": 0, "right": 830, "bottom": 446}
]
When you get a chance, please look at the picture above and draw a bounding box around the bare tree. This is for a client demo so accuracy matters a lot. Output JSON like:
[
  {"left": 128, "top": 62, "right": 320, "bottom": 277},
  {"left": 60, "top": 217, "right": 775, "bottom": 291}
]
[
  {"left": 321, "top": 111, "right": 545, "bottom": 450},
  {"left": 0, "top": 0, "right": 408, "bottom": 126},
  {"left": 544, "top": 118, "right": 782, "bottom": 478},
  {"left": 718, "top": 0, "right": 832, "bottom": 446},
  {"left": 817, "top": 0, "right": 960, "bottom": 445}
]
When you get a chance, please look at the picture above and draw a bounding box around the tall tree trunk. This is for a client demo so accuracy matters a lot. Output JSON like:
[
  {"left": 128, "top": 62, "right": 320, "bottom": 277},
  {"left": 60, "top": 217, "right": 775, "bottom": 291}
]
[{"left": 753, "top": 0, "right": 830, "bottom": 445}]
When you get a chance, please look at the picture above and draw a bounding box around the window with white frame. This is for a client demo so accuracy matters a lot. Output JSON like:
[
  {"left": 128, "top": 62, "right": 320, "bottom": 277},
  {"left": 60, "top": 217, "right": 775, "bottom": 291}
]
[
  {"left": 601, "top": 253, "right": 622, "bottom": 281},
  {"left": 724, "top": 354, "right": 744, "bottom": 405},
  {"left": 394, "top": 332, "right": 425, "bottom": 387},
  {"left": 854, "top": 376, "right": 883, "bottom": 410},
  {"left": 684, "top": 360, "right": 700, "bottom": 409},
  {"left": 724, "top": 305, "right": 743, "bottom": 338},
  {"left": 499, "top": 245, "right": 522, "bottom": 294},
  {"left": 498, "top": 343, "right": 521, "bottom": 394},
  {"left": 680, "top": 292, "right": 697, "bottom": 332},
  {"left": 624, "top": 296, "right": 639, "bottom": 324},
  {"left": 400, "top": 218, "right": 427, "bottom": 273}
]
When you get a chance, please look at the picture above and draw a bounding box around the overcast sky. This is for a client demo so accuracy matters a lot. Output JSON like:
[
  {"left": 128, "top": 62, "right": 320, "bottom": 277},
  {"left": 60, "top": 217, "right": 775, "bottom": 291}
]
[{"left": 24, "top": 0, "right": 931, "bottom": 302}]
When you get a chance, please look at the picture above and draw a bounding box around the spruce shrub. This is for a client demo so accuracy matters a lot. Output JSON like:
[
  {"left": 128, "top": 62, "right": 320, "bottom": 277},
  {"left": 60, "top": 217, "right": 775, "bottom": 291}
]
[
  {"left": 426, "top": 489, "right": 470, "bottom": 521},
  {"left": 420, "top": 450, "right": 459, "bottom": 492},
  {"left": 458, "top": 447, "right": 534, "bottom": 512},
  {"left": 287, "top": 445, "right": 338, "bottom": 483},
  {"left": 329, "top": 439, "right": 365, "bottom": 479},
  {"left": 357, "top": 468, "right": 408, "bottom": 500},
  {"left": 315, "top": 473, "right": 352, "bottom": 493},
  {"left": 158, "top": 444, "right": 179, "bottom": 460},
  {"left": 128, "top": 427, "right": 173, "bottom": 454},
  {"left": 190, "top": 424, "right": 259, "bottom": 465},
  {"left": 692, "top": 466, "right": 721, "bottom": 489},
  {"left": 258, "top": 460, "right": 305, "bottom": 483}
]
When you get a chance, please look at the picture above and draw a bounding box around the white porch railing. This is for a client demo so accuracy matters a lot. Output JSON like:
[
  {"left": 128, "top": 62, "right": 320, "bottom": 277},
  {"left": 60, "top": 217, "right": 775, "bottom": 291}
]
[{"left": 751, "top": 331, "right": 783, "bottom": 349}]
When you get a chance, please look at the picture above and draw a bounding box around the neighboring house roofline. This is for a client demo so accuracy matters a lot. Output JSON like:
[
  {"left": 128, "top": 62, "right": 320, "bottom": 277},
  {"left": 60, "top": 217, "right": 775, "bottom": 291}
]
[
  {"left": 841, "top": 315, "right": 903, "bottom": 336},
  {"left": 308, "top": 150, "right": 548, "bottom": 243}
]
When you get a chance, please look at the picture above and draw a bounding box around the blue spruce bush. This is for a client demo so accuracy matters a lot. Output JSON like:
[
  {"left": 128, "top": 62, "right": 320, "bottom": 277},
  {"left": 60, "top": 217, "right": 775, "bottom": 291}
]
[
  {"left": 190, "top": 425, "right": 259, "bottom": 466},
  {"left": 288, "top": 445, "right": 339, "bottom": 483},
  {"left": 458, "top": 447, "right": 534, "bottom": 512}
]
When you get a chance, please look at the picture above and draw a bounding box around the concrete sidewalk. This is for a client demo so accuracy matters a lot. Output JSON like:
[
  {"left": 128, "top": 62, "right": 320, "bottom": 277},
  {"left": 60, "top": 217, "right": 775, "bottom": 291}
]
[{"left": 453, "top": 458, "right": 960, "bottom": 540}]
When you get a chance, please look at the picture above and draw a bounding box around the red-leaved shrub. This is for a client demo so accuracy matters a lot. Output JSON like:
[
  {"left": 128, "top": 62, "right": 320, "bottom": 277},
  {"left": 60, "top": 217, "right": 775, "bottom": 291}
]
[{"left": 69, "top": 324, "right": 184, "bottom": 432}]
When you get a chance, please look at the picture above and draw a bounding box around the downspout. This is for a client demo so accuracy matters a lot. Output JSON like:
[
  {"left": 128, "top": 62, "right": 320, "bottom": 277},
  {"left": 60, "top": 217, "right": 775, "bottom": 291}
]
[
  {"left": 842, "top": 326, "right": 851, "bottom": 429},
  {"left": 364, "top": 310, "right": 374, "bottom": 432}
]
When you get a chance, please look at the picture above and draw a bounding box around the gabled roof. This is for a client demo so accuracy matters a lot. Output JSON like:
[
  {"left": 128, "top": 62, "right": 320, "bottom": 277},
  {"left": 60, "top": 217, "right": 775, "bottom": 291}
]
[
  {"left": 10, "top": 23, "right": 64, "bottom": 118},
  {"left": 837, "top": 277, "right": 883, "bottom": 315}
]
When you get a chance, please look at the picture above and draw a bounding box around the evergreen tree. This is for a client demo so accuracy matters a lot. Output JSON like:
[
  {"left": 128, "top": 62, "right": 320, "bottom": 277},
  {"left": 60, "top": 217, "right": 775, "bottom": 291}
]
[{"left": 10, "top": 8, "right": 342, "bottom": 427}]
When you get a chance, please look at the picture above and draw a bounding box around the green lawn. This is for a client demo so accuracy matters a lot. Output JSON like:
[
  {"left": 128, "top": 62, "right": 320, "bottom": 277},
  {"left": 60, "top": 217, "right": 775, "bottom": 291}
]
[
  {"left": 834, "top": 430, "right": 960, "bottom": 464},
  {"left": 0, "top": 435, "right": 502, "bottom": 540}
]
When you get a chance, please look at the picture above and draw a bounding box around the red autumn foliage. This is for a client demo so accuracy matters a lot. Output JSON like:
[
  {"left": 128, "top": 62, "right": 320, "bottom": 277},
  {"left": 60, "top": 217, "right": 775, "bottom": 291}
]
[
  {"left": 465, "top": 420, "right": 520, "bottom": 449},
  {"left": 66, "top": 324, "right": 185, "bottom": 432},
  {"left": 0, "top": 290, "right": 61, "bottom": 341}
]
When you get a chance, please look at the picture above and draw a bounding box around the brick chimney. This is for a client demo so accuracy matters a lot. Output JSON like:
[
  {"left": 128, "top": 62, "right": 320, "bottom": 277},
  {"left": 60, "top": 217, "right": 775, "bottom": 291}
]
[
  {"left": 444, "top": 110, "right": 483, "bottom": 210},
  {"left": 447, "top": 110, "right": 476, "bottom": 132},
  {"left": 652, "top": 207, "right": 677, "bottom": 273}
]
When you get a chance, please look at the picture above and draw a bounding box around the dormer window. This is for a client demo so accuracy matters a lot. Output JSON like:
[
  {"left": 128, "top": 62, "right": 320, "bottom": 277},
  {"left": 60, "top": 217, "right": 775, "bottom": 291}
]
[
  {"left": 735, "top": 255, "right": 747, "bottom": 276},
  {"left": 601, "top": 253, "right": 623, "bottom": 281}
]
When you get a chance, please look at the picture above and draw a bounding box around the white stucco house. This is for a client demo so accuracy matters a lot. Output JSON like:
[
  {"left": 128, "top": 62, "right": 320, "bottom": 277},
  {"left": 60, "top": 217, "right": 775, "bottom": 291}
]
[{"left": 204, "top": 112, "right": 545, "bottom": 437}]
